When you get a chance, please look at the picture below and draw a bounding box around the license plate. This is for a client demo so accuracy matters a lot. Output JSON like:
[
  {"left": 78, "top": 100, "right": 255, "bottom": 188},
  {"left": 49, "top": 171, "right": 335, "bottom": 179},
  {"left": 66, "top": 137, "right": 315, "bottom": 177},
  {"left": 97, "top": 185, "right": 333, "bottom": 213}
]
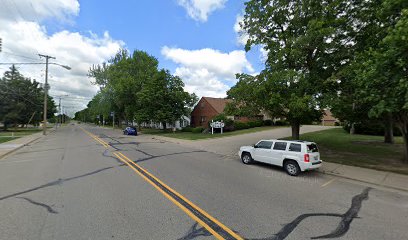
[{"left": 314, "top": 156, "right": 318, "bottom": 161}]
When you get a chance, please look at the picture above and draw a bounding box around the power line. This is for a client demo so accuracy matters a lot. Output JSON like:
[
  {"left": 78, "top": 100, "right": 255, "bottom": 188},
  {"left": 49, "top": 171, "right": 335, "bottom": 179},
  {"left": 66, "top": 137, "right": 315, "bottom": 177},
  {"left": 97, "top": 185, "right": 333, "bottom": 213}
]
[{"left": 1, "top": 51, "right": 40, "bottom": 61}]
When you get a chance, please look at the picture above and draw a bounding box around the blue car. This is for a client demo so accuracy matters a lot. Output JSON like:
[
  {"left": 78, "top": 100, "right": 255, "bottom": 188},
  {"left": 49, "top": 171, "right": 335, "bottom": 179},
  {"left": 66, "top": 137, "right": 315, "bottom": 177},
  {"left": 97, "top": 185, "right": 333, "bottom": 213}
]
[{"left": 123, "top": 126, "right": 137, "bottom": 136}]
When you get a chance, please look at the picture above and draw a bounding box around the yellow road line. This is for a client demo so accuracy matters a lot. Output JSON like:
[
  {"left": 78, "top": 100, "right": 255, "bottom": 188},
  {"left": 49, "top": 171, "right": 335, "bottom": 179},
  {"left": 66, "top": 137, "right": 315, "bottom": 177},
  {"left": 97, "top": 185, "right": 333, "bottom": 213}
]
[
  {"left": 80, "top": 127, "right": 243, "bottom": 240},
  {"left": 113, "top": 153, "right": 225, "bottom": 240},
  {"left": 117, "top": 152, "right": 244, "bottom": 240},
  {"left": 321, "top": 178, "right": 336, "bottom": 187},
  {"left": 80, "top": 127, "right": 109, "bottom": 148}
]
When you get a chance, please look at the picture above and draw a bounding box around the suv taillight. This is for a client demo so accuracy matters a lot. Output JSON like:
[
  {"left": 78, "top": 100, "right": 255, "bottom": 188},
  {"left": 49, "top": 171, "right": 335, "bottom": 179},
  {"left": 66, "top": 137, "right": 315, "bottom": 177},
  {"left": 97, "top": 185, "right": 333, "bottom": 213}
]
[{"left": 304, "top": 154, "right": 310, "bottom": 163}]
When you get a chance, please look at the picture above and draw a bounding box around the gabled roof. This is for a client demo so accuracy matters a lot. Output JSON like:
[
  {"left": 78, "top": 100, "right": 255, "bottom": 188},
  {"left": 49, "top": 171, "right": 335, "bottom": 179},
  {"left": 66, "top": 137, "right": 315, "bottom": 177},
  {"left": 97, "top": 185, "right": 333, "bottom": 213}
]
[
  {"left": 322, "top": 109, "right": 337, "bottom": 121},
  {"left": 202, "top": 97, "right": 231, "bottom": 114}
]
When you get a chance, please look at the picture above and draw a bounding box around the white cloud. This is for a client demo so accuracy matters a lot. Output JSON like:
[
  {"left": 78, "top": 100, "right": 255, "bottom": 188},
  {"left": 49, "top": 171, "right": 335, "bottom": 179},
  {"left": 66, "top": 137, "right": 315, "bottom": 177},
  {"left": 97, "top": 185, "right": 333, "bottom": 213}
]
[
  {"left": 260, "top": 47, "right": 269, "bottom": 62},
  {"left": 161, "top": 46, "right": 254, "bottom": 97},
  {"left": 234, "top": 14, "right": 249, "bottom": 46},
  {"left": 177, "top": 0, "right": 227, "bottom": 22},
  {"left": 0, "top": 0, "right": 79, "bottom": 22},
  {"left": 0, "top": 0, "right": 123, "bottom": 116}
]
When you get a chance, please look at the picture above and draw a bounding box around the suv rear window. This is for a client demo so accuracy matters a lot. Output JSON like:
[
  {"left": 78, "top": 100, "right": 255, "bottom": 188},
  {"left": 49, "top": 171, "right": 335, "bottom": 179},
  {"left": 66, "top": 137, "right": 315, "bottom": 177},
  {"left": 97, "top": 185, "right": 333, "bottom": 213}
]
[
  {"left": 273, "top": 142, "right": 287, "bottom": 151},
  {"left": 288, "top": 143, "right": 301, "bottom": 152},
  {"left": 307, "top": 144, "right": 319, "bottom": 153}
]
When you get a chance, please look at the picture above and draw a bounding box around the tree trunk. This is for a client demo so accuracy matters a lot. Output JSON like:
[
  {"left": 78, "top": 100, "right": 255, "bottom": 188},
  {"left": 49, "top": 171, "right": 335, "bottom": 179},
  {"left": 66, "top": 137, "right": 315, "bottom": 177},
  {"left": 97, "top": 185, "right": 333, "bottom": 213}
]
[
  {"left": 350, "top": 122, "right": 355, "bottom": 135},
  {"left": 401, "top": 130, "right": 408, "bottom": 164},
  {"left": 291, "top": 122, "right": 300, "bottom": 140},
  {"left": 395, "top": 114, "right": 408, "bottom": 164},
  {"left": 384, "top": 113, "right": 394, "bottom": 144}
]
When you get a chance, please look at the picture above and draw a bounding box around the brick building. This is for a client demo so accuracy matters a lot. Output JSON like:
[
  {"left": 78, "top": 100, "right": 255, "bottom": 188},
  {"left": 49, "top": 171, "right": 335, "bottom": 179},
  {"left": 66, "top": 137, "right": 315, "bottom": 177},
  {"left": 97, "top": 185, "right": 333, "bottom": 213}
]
[
  {"left": 321, "top": 109, "right": 339, "bottom": 126},
  {"left": 190, "top": 97, "right": 264, "bottom": 128},
  {"left": 191, "top": 97, "right": 230, "bottom": 127}
]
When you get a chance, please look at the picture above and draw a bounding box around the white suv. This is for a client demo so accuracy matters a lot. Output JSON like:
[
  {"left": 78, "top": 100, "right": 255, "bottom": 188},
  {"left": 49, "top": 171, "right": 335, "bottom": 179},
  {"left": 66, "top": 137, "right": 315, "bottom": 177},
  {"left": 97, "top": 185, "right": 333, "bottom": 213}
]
[{"left": 239, "top": 140, "right": 322, "bottom": 176}]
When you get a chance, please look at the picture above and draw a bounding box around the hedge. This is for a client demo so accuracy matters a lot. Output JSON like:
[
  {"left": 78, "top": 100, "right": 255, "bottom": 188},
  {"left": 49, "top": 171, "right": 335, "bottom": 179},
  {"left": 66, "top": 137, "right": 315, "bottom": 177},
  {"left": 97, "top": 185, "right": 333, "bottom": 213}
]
[
  {"left": 263, "top": 119, "right": 273, "bottom": 126},
  {"left": 192, "top": 127, "right": 204, "bottom": 133},
  {"left": 233, "top": 121, "right": 249, "bottom": 130},
  {"left": 181, "top": 126, "right": 193, "bottom": 132}
]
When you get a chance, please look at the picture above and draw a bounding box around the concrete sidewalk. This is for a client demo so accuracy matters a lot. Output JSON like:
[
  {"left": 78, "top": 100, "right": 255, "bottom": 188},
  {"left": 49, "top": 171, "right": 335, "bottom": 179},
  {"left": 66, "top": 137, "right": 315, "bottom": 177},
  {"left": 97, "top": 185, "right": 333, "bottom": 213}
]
[
  {"left": 0, "top": 130, "right": 50, "bottom": 159},
  {"left": 319, "top": 162, "right": 408, "bottom": 192},
  {"left": 150, "top": 125, "right": 408, "bottom": 192}
]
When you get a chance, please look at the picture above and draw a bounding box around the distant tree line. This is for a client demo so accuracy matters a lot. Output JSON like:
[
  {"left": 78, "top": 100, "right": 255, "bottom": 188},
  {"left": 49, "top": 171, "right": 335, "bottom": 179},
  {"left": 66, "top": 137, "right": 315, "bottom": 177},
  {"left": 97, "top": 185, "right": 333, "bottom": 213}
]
[
  {"left": 226, "top": 0, "right": 408, "bottom": 163},
  {"left": 74, "top": 49, "right": 197, "bottom": 129},
  {"left": 0, "top": 65, "right": 56, "bottom": 130}
]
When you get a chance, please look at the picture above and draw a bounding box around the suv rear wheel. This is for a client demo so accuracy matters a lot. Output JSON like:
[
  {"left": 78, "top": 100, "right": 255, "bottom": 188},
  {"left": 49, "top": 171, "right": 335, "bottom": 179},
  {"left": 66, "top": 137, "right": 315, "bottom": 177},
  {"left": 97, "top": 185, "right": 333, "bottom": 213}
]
[
  {"left": 284, "top": 160, "right": 300, "bottom": 176},
  {"left": 241, "top": 153, "right": 253, "bottom": 164}
]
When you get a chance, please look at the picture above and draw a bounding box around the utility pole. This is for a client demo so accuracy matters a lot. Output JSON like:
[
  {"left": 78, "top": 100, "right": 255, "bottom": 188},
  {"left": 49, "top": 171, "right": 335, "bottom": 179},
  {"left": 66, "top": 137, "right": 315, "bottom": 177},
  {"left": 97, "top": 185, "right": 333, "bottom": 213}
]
[
  {"left": 39, "top": 54, "right": 55, "bottom": 135},
  {"left": 54, "top": 95, "right": 68, "bottom": 129},
  {"left": 59, "top": 98, "right": 62, "bottom": 126}
]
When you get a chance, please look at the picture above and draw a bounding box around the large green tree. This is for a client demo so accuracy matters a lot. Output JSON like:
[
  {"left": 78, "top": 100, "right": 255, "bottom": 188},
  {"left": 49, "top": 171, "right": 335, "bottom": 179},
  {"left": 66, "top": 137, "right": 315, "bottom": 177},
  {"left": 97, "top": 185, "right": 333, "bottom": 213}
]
[
  {"left": 229, "top": 0, "right": 351, "bottom": 139},
  {"left": 138, "top": 69, "right": 197, "bottom": 129},
  {"left": 86, "top": 49, "right": 197, "bottom": 128},
  {"left": 356, "top": 7, "right": 408, "bottom": 163},
  {"left": 0, "top": 65, "right": 56, "bottom": 130},
  {"left": 89, "top": 49, "right": 160, "bottom": 127},
  {"left": 328, "top": 0, "right": 407, "bottom": 143}
]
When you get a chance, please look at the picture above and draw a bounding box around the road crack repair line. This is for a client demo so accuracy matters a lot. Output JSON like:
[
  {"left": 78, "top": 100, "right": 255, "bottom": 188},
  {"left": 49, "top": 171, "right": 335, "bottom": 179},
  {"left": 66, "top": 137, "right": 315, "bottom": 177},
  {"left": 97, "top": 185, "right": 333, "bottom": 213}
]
[
  {"left": 16, "top": 197, "right": 58, "bottom": 214},
  {"left": 248, "top": 187, "right": 372, "bottom": 240},
  {"left": 178, "top": 222, "right": 212, "bottom": 240},
  {"left": 0, "top": 166, "right": 122, "bottom": 201}
]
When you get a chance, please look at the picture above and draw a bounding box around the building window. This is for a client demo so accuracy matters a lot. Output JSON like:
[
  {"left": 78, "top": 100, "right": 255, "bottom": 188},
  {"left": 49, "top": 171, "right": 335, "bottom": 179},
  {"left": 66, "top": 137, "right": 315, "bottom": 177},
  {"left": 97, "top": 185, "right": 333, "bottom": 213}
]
[
  {"left": 201, "top": 102, "right": 205, "bottom": 108},
  {"left": 200, "top": 116, "right": 206, "bottom": 123}
]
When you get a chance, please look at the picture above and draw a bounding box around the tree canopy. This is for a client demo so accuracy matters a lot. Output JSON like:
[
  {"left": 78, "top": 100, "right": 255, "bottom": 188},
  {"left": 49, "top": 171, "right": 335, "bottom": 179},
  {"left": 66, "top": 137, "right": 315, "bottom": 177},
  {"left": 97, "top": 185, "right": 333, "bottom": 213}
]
[
  {"left": 0, "top": 65, "right": 56, "bottom": 130},
  {"left": 77, "top": 49, "right": 197, "bottom": 128},
  {"left": 228, "top": 0, "right": 352, "bottom": 139}
]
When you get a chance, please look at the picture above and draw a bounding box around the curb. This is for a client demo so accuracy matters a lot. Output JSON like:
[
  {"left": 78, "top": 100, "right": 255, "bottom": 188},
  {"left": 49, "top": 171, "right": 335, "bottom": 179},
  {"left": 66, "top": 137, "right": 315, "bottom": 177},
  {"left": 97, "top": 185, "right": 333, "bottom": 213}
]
[
  {"left": 0, "top": 128, "right": 56, "bottom": 160},
  {"left": 317, "top": 170, "right": 408, "bottom": 193},
  {"left": 0, "top": 135, "right": 42, "bottom": 160}
]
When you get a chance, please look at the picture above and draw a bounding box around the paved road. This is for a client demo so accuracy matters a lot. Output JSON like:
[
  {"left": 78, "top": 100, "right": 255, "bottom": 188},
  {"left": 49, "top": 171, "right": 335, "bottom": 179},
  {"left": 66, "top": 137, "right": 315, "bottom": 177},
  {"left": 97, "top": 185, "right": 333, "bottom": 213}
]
[{"left": 0, "top": 124, "right": 407, "bottom": 240}]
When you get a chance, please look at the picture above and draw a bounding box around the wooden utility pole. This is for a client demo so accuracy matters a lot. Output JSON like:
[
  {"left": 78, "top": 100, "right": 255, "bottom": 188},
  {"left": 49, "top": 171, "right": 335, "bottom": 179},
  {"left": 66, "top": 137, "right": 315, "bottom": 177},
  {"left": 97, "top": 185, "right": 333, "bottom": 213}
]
[{"left": 39, "top": 54, "right": 55, "bottom": 135}]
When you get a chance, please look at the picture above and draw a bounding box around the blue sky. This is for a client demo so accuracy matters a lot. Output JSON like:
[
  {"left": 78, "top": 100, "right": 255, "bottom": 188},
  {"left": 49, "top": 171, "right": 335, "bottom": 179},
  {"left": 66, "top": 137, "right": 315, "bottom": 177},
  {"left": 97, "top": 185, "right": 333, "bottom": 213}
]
[
  {"left": 0, "top": 0, "right": 265, "bottom": 115},
  {"left": 66, "top": 0, "right": 263, "bottom": 77}
]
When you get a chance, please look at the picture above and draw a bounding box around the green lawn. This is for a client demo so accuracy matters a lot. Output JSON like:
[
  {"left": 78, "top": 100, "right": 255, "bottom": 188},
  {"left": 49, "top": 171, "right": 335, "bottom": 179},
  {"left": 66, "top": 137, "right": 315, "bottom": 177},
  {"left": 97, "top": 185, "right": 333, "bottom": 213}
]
[
  {"left": 0, "top": 128, "right": 42, "bottom": 143},
  {"left": 284, "top": 128, "right": 408, "bottom": 175},
  {"left": 141, "top": 126, "right": 283, "bottom": 140}
]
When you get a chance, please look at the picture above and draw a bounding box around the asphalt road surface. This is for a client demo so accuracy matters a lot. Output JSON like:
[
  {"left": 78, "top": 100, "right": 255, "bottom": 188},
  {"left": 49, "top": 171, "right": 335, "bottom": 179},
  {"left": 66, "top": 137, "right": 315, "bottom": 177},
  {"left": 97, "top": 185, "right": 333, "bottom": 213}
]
[{"left": 0, "top": 124, "right": 407, "bottom": 240}]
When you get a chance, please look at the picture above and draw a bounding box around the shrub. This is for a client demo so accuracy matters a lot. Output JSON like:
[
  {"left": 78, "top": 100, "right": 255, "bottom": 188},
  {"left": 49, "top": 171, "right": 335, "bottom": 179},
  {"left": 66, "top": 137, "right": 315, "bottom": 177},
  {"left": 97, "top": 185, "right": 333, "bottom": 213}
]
[
  {"left": 208, "top": 113, "right": 234, "bottom": 132},
  {"left": 181, "top": 126, "right": 193, "bottom": 132},
  {"left": 233, "top": 121, "right": 249, "bottom": 130},
  {"left": 246, "top": 120, "right": 263, "bottom": 128},
  {"left": 192, "top": 127, "right": 204, "bottom": 133},
  {"left": 263, "top": 119, "right": 273, "bottom": 126},
  {"left": 208, "top": 114, "right": 233, "bottom": 127},
  {"left": 254, "top": 120, "right": 263, "bottom": 127},
  {"left": 274, "top": 120, "right": 289, "bottom": 126},
  {"left": 247, "top": 121, "right": 257, "bottom": 128}
]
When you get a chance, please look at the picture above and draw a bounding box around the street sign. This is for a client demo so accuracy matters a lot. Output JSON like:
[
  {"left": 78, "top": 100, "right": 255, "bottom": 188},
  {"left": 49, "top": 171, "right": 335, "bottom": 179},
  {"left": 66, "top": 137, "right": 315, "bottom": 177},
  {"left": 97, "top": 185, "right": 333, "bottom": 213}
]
[
  {"left": 210, "top": 121, "right": 225, "bottom": 128},
  {"left": 210, "top": 121, "right": 225, "bottom": 134},
  {"left": 110, "top": 112, "right": 114, "bottom": 117}
]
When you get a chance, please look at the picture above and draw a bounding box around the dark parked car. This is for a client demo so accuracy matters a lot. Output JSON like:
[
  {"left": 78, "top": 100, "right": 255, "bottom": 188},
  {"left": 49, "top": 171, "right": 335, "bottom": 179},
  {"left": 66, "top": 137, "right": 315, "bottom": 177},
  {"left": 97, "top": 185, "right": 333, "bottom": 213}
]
[{"left": 123, "top": 126, "right": 137, "bottom": 136}]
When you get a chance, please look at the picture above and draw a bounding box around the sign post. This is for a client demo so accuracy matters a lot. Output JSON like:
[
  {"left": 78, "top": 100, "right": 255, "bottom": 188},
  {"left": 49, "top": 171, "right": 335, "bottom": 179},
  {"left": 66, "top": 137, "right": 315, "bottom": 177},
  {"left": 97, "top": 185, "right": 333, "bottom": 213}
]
[{"left": 111, "top": 112, "right": 115, "bottom": 129}]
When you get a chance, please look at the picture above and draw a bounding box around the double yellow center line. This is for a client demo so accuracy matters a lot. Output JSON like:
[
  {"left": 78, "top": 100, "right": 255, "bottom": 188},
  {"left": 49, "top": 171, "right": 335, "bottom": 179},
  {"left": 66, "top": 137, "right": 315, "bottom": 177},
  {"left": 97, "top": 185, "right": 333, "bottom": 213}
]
[{"left": 80, "top": 127, "right": 243, "bottom": 240}]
